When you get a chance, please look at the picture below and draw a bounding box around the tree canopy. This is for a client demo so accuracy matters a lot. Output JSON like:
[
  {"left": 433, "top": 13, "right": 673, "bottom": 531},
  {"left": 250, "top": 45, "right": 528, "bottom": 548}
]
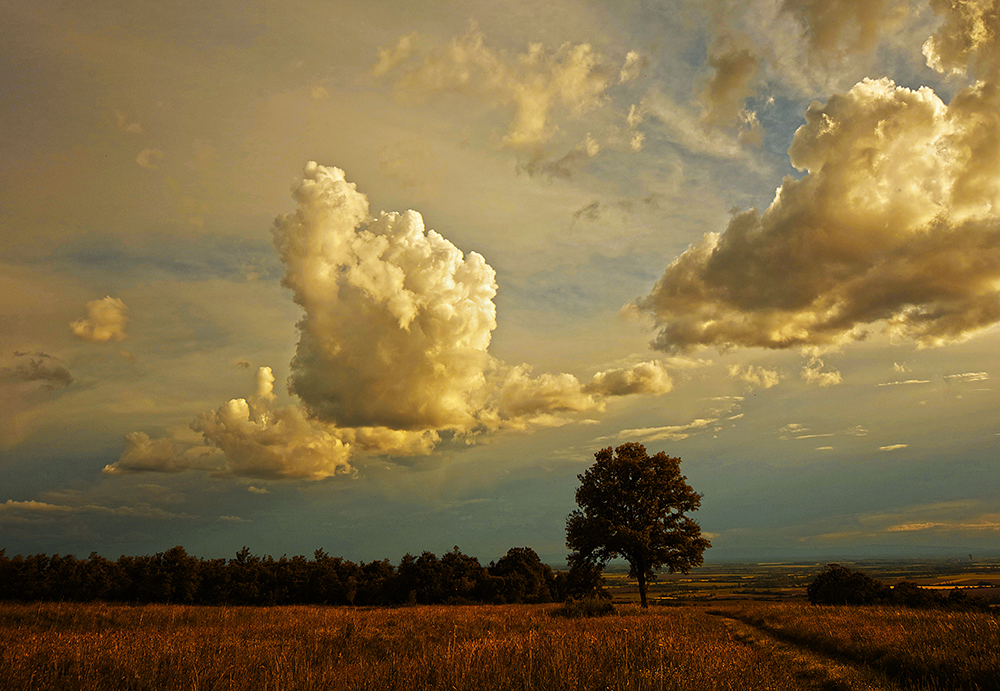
[{"left": 566, "top": 442, "right": 710, "bottom": 607}]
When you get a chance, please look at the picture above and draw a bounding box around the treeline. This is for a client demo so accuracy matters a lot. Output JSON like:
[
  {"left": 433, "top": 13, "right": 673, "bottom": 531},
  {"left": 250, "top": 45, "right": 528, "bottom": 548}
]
[
  {"left": 0, "top": 545, "right": 591, "bottom": 606},
  {"left": 807, "top": 564, "right": 991, "bottom": 611}
]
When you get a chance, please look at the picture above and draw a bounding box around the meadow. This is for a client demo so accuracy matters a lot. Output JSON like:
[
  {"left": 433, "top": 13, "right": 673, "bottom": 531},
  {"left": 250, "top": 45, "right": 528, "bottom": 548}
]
[{"left": 2, "top": 600, "right": 997, "bottom": 691}]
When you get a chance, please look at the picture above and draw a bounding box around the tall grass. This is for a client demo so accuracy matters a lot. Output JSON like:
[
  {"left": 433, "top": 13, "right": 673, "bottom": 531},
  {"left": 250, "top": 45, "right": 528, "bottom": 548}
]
[
  {"left": 3, "top": 602, "right": 841, "bottom": 691},
  {"left": 719, "top": 602, "right": 1000, "bottom": 691}
]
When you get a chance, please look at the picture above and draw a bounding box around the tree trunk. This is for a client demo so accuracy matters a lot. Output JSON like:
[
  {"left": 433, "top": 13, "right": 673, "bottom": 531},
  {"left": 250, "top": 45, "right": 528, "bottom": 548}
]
[{"left": 637, "top": 571, "right": 648, "bottom": 608}]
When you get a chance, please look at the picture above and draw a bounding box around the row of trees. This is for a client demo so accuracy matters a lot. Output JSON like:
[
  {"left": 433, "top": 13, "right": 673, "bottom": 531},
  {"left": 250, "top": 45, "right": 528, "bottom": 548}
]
[
  {"left": 807, "top": 564, "right": 991, "bottom": 610},
  {"left": 1, "top": 442, "right": 710, "bottom": 609},
  {"left": 0, "top": 545, "right": 599, "bottom": 606}
]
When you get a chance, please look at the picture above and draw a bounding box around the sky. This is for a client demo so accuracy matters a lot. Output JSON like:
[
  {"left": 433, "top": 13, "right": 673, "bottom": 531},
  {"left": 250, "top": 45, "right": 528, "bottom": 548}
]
[{"left": 2, "top": 0, "right": 1000, "bottom": 565}]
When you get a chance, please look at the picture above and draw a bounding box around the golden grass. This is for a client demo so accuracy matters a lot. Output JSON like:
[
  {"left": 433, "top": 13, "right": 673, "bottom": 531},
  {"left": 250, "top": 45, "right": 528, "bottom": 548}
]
[
  {"left": 1, "top": 602, "right": 862, "bottom": 691},
  {"left": 718, "top": 602, "right": 1000, "bottom": 690}
]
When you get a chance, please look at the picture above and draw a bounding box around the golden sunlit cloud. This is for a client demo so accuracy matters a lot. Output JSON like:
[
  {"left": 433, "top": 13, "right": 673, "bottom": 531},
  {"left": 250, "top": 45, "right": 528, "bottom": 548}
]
[
  {"left": 108, "top": 164, "right": 676, "bottom": 480},
  {"left": 634, "top": 76, "right": 1000, "bottom": 352},
  {"left": 70, "top": 297, "right": 128, "bottom": 343},
  {"left": 373, "top": 23, "right": 633, "bottom": 150},
  {"left": 727, "top": 363, "right": 781, "bottom": 389}
]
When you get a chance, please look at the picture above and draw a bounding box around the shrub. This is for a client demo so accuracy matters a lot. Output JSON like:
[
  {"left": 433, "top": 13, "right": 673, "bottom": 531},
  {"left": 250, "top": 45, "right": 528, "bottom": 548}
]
[
  {"left": 807, "top": 564, "right": 890, "bottom": 605},
  {"left": 550, "top": 597, "right": 616, "bottom": 618}
]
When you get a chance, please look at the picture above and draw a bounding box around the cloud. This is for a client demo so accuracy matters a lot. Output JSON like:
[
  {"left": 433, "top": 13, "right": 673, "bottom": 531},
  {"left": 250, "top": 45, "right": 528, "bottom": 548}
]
[
  {"left": 497, "top": 365, "right": 599, "bottom": 421},
  {"left": 616, "top": 417, "right": 715, "bottom": 442},
  {"left": 371, "top": 31, "right": 418, "bottom": 77},
  {"left": 246, "top": 486, "right": 269, "bottom": 494},
  {"left": 0, "top": 498, "right": 191, "bottom": 522},
  {"left": 104, "top": 432, "right": 192, "bottom": 475},
  {"left": 879, "top": 443, "right": 908, "bottom": 451},
  {"left": 135, "top": 148, "right": 165, "bottom": 170},
  {"left": 613, "top": 397, "right": 742, "bottom": 443},
  {"left": 642, "top": 90, "right": 748, "bottom": 160},
  {"left": 374, "top": 23, "right": 621, "bottom": 149},
  {"left": 0, "top": 354, "right": 73, "bottom": 389},
  {"left": 922, "top": 0, "right": 1000, "bottom": 77},
  {"left": 113, "top": 110, "right": 144, "bottom": 134},
  {"left": 619, "top": 51, "right": 647, "bottom": 83},
  {"left": 945, "top": 371, "right": 989, "bottom": 382},
  {"left": 275, "top": 163, "right": 498, "bottom": 431},
  {"left": 515, "top": 134, "right": 600, "bottom": 179},
  {"left": 634, "top": 74, "right": 1000, "bottom": 353},
  {"left": 878, "top": 379, "right": 931, "bottom": 386},
  {"left": 70, "top": 296, "right": 128, "bottom": 343},
  {"left": 782, "top": 0, "right": 910, "bottom": 63},
  {"left": 801, "top": 358, "right": 841, "bottom": 386},
  {"left": 701, "top": 47, "right": 760, "bottom": 130},
  {"left": 778, "top": 422, "right": 833, "bottom": 440},
  {"left": 114, "top": 164, "right": 675, "bottom": 481},
  {"left": 583, "top": 360, "right": 673, "bottom": 397},
  {"left": 190, "top": 376, "right": 357, "bottom": 481},
  {"left": 106, "top": 367, "right": 440, "bottom": 481},
  {"left": 0, "top": 353, "right": 75, "bottom": 448},
  {"left": 728, "top": 363, "right": 781, "bottom": 388}
]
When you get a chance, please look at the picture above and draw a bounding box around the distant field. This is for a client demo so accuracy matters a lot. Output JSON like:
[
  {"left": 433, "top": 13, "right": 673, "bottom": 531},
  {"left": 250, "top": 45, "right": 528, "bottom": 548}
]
[
  {"left": 2, "top": 600, "right": 998, "bottom": 691},
  {"left": 602, "top": 559, "right": 1000, "bottom": 605}
]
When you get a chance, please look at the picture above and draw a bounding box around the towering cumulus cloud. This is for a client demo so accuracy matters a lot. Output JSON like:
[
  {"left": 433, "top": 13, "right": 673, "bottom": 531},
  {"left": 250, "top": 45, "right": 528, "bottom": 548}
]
[
  {"left": 634, "top": 3, "right": 1000, "bottom": 353},
  {"left": 109, "top": 164, "right": 673, "bottom": 480},
  {"left": 274, "top": 163, "right": 497, "bottom": 431}
]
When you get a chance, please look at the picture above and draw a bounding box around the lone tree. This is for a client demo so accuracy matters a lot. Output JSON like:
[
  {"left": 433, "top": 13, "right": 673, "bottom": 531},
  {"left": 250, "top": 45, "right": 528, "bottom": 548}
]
[{"left": 566, "top": 442, "right": 710, "bottom": 608}]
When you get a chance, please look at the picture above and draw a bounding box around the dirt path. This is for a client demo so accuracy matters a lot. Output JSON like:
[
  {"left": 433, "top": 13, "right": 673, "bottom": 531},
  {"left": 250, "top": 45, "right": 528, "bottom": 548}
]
[{"left": 706, "top": 611, "right": 905, "bottom": 691}]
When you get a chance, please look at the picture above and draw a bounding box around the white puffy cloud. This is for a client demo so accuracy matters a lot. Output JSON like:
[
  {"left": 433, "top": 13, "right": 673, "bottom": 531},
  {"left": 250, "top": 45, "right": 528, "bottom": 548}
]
[
  {"left": 70, "top": 296, "right": 128, "bottom": 343},
  {"left": 191, "top": 383, "right": 354, "bottom": 481},
  {"left": 115, "top": 164, "right": 675, "bottom": 481},
  {"left": 728, "top": 363, "right": 782, "bottom": 388},
  {"left": 635, "top": 74, "right": 1000, "bottom": 352},
  {"left": 104, "top": 432, "right": 190, "bottom": 475},
  {"left": 274, "top": 162, "right": 498, "bottom": 431},
  {"left": 496, "top": 365, "right": 598, "bottom": 422},
  {"left": 105, "top": 366, "right": 440, "bottom": 481},
  {"left": 801, "top": 358, "right": 842, "bottom": 386},
  {"left": 583, "top": 360, "right": 673, "bottom": 397}
]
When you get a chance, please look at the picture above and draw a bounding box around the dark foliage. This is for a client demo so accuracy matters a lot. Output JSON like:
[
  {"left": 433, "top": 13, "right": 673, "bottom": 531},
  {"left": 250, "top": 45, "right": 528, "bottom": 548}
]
[
  {"left": 807, "top": 564, "right": 989, "bottom": 611},
  {"left": 488, "top": 547, "right": 558, "bottom": 604},
  {"left": 566, "top": 443, "right": 710, "bottom": 607},
  {"left": 550, "top": 596, "right": 616, "bottom": 618},
  {"left": 0, "top": 545, "right": 562, "bottom": 607}
]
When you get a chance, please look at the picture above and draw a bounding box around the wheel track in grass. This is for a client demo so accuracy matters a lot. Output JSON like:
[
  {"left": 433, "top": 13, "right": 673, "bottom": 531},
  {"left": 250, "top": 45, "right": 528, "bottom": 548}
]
[{"left": 704, "top": 610, "right": 906, "bottom": 691}]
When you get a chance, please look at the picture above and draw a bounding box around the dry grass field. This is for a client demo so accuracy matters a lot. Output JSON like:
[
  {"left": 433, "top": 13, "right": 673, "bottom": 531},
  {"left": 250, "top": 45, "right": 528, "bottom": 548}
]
[{"left": 2, "top": 600, "right": 998, "bottom": 691}]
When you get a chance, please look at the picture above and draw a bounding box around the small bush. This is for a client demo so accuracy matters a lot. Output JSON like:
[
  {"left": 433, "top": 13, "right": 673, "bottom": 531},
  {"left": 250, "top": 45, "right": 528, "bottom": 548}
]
[{"left": 550, "top": 597, "right": 615, "bottom": 618}]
